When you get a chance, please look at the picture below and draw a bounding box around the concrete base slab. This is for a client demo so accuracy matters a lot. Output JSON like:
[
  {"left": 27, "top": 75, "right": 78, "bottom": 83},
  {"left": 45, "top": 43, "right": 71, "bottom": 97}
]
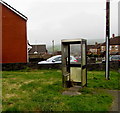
[{"left": 62, "top": 86, "right": 82, "bottom": 96}]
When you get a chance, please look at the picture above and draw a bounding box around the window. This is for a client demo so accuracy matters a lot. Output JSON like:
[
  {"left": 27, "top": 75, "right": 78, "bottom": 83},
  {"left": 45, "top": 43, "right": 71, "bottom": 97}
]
[
  {"left": 110, "top": 46, "right": 114, "bottom": 50},
  {"left": 110, "top": 46, "right": 112, "bottom": 50},
  {"left": 101, "top": 46, "right": 105, "bottom": 52},
  {"left": 115, "top": 45, "right": 118, "bottom": 50},
  {"left": 54, "top": 57, "right": 61, "bottom": 61}
]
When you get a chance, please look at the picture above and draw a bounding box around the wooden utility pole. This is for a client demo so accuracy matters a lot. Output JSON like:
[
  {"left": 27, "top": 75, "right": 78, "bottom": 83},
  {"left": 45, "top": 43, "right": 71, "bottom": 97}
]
[
  {"left": 118, "top": 1, "right": 120, "bottom": 36},
  {"left": 105, "top": 0, "right": 110, "bottom": 80},
  {"left": 52, "top": 40, "right": 54, "bottom": 55}
]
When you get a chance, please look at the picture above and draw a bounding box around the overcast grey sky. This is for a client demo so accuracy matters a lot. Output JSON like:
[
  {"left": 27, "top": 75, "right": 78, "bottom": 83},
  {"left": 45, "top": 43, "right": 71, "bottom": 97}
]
[{"left": 4, "top": 0, "right": 119, "bottom": 45}]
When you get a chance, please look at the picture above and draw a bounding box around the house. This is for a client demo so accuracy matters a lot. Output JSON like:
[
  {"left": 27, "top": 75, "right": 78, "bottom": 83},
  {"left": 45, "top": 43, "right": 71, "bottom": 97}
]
[
  {"left": 54, "top": 51, "right": 61, "bottom": 55},
  {"left": 28, "top": 44, "right": 49, "bottom": 62},
  {"left": 27, "top": 40, "right": 32, "bottom": 52},
  {"left": 28, "top": 44, "right": 47, "bottom": 55},
  {"left": 87, "top": 42, "right": 102, "bottom": 55},
  {"left": 0, "top": 0, "right": 28, "bottom": 63},
  {"left": 101, "top": 34, "right": 120, "bottom": 55},
  {"left": 87, "top": 45, "right": 95, "bottom": 55}
]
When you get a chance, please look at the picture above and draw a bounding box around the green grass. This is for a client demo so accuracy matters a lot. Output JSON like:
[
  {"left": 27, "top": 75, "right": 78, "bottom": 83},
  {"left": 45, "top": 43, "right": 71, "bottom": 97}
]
[
  {"left": 2, "top": 69, "right": 119, "bottom": 111},
  {"left": 87, "top": 71, "right": 120, "bottom": 90}
]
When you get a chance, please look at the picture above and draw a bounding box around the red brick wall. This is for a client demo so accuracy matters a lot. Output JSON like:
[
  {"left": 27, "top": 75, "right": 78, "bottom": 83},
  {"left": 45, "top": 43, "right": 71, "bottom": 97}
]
[
  {"left": 0, "top": 4, "right": 2, "bottom": 63},
  {"left": 1, "top": 5, "right": 27, "bottom": 63}
]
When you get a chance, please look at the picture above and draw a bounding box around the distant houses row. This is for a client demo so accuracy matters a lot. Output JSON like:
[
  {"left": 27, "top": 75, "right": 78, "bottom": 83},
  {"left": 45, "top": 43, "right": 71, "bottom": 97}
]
[
  {"left": 0, "top": 0, "right": 120, "bottom": 64},
  {"left": 28, "top": 34, "right": 120, "bottom": 60},
  {"left": 87, "top": 34, "right": 120, "bottom": 56}
]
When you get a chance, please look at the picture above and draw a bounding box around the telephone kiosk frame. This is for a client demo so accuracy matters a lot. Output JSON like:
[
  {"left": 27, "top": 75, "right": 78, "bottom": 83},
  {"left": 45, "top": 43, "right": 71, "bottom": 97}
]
[{"left": 61, "top": 39, "right": 87, "bottom": 88}]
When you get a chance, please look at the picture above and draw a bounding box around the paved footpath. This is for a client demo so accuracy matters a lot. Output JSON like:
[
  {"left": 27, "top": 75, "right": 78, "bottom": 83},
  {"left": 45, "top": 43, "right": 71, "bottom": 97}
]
[
  {"left": 107, "top": 90, "right": 120, "bottom": 112},
  {"left": 62, "top": 86, "right": 120, "bottom": 112}
]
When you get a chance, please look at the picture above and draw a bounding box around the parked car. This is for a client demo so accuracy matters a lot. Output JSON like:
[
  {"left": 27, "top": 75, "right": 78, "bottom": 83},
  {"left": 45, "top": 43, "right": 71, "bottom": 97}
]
[
  {"left": 102, "top": 55, "right": 120, "bottom": 63},
  {"left": 110, "top": 55, "right": 120, "bottom": 61},
  {"left": 38, "top": 55, "right": 78, "bottom": 64}
]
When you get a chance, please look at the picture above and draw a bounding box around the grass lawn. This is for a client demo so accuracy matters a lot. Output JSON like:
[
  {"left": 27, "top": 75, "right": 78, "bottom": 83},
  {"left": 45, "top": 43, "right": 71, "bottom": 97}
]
[{"left": 2, "top": 69, "right": 119, "bottom": 111}]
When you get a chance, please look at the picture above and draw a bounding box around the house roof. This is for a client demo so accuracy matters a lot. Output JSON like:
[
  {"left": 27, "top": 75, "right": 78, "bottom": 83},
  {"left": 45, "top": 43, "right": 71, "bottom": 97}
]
[
  {"left": 101, "top": 36, "right": 120, "bottom": 46},
  {"left": 0, "top": 0, "right": 28, "bottom": 20},
  {"left": 87, "top": 45, "right": 94, "bottom": 50},
  {"left": 87, "top": 43, "right": 102, "bottom": 50},
  {"left": 29, "top": 45, "right": 47, "bottom": 54}
]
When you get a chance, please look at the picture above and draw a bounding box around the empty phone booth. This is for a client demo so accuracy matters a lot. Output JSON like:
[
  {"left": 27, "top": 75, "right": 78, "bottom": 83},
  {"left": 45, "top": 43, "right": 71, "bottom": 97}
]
[{"left": 61, "top": 39, "right": 87, "bottom": 88}]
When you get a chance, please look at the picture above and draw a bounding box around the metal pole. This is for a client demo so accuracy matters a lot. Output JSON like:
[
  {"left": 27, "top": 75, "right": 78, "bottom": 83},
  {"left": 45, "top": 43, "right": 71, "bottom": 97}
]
[{"left": 105, "top": 0, "right": 110, "bottom": 80}]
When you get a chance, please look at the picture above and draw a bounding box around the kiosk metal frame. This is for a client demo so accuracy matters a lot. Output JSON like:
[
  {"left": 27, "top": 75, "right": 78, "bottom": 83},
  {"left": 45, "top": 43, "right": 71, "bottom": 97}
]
[{"left": 61, "top": 39, "right": 87, "bottom": 88}]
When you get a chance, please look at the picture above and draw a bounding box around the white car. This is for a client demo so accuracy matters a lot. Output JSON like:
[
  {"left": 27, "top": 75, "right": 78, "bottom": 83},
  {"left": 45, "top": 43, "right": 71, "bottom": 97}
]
[{"left": 38, "top": 55, "right": 78, "bottom": 64}]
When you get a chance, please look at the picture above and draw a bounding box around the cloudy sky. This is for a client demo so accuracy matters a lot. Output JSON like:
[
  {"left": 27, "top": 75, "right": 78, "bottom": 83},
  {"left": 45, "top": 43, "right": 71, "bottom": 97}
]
[{"left": 4, "top": 0, "right": 119, "bottom": 46}]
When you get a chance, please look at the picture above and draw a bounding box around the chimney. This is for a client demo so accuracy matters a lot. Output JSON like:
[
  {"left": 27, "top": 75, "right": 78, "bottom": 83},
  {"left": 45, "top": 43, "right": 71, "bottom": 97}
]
[
  {"left": 95, "top": 42, "right": 98, "bottom": 45},
  {"left": 112, "top": 34, "right": 115, "bottom": 38}
]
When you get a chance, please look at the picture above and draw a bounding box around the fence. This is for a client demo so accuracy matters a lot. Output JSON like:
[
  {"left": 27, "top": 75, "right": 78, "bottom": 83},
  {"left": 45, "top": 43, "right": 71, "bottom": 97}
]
[{"left": 1, "top": 62, "right": 119, "bottom": 71}]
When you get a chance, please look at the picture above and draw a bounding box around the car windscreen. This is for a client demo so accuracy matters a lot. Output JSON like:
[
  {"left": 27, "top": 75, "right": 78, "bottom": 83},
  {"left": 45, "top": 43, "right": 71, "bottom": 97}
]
[{"left": 54, "top": 57, "right": 61, "bottom": 61}]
